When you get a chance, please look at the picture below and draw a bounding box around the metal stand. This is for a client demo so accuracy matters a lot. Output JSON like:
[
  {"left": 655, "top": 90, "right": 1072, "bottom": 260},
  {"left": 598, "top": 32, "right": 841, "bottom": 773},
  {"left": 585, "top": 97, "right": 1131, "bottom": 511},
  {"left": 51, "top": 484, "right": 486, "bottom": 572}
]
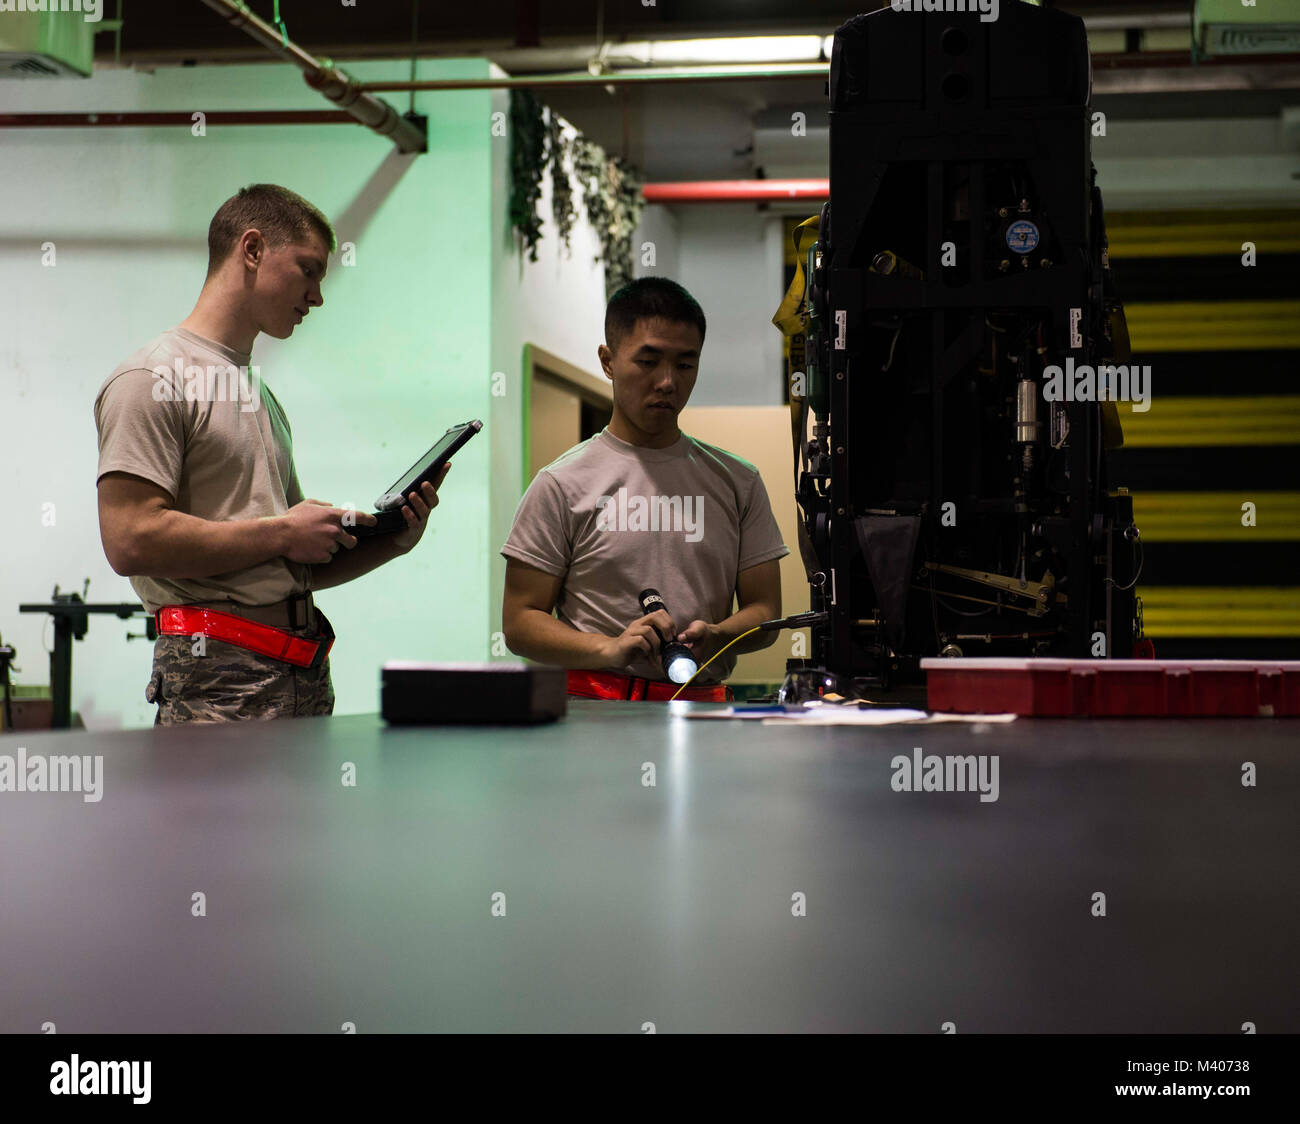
[
  {"left": 18, "top": 584, "right": 155, "bottom": 729},
  {"left": 0, "top": 642, "right": 15, "bottom": 730}
]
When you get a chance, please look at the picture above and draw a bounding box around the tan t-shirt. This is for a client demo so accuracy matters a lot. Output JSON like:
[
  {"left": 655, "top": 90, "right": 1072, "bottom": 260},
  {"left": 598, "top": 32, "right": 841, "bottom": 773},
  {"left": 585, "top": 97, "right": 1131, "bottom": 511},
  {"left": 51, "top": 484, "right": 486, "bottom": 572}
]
[
  {"left": 94, "top": 326, "right": 309, "bottom": 614},
  {"left": 502, "top": 427, "right": 789, "bottom": 684}
]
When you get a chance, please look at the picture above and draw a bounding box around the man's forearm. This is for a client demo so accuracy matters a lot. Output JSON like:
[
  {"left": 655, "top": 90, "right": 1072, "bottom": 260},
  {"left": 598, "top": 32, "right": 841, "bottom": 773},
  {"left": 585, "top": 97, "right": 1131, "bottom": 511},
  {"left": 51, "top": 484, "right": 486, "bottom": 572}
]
[
  {"left": 309, "top": 534, "right": 405, "bottom": 591},
  {"left": 509, "top": 605, "right": 778, "bottom": 669},
  {"left": 714, "top": 602, "right": 779, "bottom": 655},
  {"left": 124, "top": 509, "right": 289, "bottom": 579},
  {"left": 507, "top": 610, "right": 612, "bottom": 669}
]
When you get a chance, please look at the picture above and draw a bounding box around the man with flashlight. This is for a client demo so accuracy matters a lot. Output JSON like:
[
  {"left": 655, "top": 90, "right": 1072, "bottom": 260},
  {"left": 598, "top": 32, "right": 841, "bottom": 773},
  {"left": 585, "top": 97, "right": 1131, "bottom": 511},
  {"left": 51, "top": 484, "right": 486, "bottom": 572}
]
[{"left": 500, "top": 278, "right": 787, "bottom": 701}]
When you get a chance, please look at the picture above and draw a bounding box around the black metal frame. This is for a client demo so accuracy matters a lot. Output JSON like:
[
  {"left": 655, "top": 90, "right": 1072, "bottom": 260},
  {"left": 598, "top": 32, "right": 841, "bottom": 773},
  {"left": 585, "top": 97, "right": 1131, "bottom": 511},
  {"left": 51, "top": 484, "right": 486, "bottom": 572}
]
[{"left": 798, "top": 5, "right": 1132, "bottom": 683}]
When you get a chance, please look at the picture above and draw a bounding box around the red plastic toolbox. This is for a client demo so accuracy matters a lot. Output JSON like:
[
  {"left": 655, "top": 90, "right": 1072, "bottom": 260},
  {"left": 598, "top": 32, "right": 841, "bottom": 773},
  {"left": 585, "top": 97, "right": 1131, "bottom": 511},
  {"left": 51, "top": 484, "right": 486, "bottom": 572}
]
[{"left": 921, "top": 658, "right": 1300, "bottom": 717}]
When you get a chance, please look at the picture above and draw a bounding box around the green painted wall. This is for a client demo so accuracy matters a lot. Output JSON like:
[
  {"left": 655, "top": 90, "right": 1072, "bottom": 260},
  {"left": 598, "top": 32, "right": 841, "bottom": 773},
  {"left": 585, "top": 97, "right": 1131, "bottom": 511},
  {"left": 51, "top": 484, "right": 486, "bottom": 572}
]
[{"left": 0, "top": 58, "right": 524, "bottom": 724}]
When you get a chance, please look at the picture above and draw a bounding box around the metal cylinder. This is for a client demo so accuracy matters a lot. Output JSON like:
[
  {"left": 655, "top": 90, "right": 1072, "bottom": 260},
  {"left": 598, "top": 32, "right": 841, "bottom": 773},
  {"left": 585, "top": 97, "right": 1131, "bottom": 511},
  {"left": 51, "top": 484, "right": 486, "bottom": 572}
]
[
  {"left": 1016, "top": 378, "right": 1039, "bottom": 444},
  {"left": 871, "top": 250, "right": 924, "bottom": 280}
]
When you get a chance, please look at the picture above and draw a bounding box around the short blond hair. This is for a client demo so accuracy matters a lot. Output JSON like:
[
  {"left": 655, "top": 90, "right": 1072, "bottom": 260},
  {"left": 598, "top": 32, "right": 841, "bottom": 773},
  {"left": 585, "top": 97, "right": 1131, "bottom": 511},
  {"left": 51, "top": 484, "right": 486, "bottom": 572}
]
[{"left": 206, "top": 184, "right": 335, "bottom": 276}]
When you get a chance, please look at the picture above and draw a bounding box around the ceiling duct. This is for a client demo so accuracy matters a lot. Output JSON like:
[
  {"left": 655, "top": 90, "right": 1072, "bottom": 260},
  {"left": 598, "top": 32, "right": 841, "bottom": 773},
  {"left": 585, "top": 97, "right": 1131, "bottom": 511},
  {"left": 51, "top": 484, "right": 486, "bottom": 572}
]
[
  {"left": 1194, "top": 0, "right": 1300, "bottom": 58},
  {"left": 0, "top": 5, "right": 95, "bottom": 78}
]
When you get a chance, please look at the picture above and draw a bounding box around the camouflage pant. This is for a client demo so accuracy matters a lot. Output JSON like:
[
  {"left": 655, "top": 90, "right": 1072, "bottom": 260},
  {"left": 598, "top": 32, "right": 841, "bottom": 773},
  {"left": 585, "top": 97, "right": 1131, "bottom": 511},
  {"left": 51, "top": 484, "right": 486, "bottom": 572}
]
[{"left": 146, "top": 609, "right": 335, "bottom": 725}]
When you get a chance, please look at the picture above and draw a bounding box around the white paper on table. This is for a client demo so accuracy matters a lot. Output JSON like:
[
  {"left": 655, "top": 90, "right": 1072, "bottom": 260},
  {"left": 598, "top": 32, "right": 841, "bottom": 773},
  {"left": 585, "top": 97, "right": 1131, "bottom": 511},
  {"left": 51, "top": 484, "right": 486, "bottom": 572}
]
[
  {"left": 683, "top": 707, "right": 789, "bottom": 721},
  {"left": 683, "top": 706, "right": 1018, "bottom": 726},
  {"left": 760, "top": 709, "right": 1018, "bottom": 726},
  {"left": 760, "top": 707, "right": 930, "bottom": 725}
]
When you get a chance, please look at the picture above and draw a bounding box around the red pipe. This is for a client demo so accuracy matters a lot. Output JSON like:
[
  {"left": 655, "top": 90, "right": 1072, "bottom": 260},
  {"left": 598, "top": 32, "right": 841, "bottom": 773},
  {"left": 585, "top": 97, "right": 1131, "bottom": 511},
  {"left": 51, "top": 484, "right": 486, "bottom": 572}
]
[
  {"left": 642, "top": 179, "right": 829, "bottom": 203},
  {"left": 0, "top": 111, "right": 356, "bottom": 128}
]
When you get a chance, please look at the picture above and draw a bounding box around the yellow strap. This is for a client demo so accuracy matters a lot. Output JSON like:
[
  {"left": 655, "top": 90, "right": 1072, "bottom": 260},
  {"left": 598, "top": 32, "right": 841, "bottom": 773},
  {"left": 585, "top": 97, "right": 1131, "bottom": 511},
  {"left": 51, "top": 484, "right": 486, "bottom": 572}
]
[{"left": 772, "top": 215, "right": 820, "bottom": 338}]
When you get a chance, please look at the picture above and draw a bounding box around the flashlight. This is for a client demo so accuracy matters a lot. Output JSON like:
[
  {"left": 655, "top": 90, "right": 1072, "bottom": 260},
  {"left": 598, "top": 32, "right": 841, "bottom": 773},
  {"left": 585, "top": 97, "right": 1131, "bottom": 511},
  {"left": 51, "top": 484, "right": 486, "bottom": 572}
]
[{"left": 637, "top": 589, "right": 699, "bottom": 685}]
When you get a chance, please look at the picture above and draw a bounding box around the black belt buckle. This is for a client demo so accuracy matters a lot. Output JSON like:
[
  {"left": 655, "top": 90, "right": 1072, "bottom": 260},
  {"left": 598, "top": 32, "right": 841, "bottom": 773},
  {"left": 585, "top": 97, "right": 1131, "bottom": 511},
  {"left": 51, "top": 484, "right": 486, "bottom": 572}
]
[
  {"left": 307, "top": 637, "right": 331, "bottom": 670},
  {"left": 287, "top": 592, "right": 311, "bottom": 632},
  {"left": 305, "top": 608, "right": 334, "bottom": 670}
]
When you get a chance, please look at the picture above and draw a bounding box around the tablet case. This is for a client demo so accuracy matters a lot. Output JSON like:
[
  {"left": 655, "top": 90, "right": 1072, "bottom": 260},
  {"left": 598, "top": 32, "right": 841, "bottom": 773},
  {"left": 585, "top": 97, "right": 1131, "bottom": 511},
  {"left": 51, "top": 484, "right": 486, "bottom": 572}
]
[
  {"left": 351, "top": 508, "right": 405, "bottom": 537},
  {"left": 352, "top": 420, "right": 482, "bottom": 539}
]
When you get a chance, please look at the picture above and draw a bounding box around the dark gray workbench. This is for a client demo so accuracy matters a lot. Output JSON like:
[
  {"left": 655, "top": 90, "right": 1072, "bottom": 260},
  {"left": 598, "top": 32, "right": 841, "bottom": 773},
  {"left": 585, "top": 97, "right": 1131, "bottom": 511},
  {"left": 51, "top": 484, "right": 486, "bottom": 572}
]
[{"left": 1, "top": 703, "right": 1296, "bottom": 1033}]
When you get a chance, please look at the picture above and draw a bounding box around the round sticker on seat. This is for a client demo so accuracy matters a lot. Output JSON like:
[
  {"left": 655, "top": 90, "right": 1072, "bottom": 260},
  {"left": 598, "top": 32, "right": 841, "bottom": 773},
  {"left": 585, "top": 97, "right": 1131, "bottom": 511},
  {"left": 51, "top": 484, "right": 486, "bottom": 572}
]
[{"left": 1006, "top": 220, "right": 1040, "bottom": 254}]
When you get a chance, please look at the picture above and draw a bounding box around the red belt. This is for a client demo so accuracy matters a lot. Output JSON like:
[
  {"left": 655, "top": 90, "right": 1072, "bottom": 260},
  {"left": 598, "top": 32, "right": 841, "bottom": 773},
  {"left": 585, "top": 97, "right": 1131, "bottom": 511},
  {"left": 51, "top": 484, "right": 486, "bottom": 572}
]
[
  {"left": 155, "top": 605, "right": 332, "bottom": 670},
  {"left": 566, "top": 669, "right": 731, "bottom": 702}
]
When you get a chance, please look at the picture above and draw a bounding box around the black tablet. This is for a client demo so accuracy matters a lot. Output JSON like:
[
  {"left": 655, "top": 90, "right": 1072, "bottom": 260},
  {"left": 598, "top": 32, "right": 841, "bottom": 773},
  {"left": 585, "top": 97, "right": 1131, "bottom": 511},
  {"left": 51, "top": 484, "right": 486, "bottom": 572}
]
[{"left": 350, "top": 420, "right": 482, "bottom": 537}]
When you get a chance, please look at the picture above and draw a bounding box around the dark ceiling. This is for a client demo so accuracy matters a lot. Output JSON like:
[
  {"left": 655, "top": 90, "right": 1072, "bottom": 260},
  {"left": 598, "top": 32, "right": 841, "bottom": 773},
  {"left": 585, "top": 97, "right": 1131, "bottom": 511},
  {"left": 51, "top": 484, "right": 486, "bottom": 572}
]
[
  {"left": 84, "top": 1, "right": 1296, "bottom": 183},
  {"left": 105, "top": 1, "right": 1193, "bottom": 64}
]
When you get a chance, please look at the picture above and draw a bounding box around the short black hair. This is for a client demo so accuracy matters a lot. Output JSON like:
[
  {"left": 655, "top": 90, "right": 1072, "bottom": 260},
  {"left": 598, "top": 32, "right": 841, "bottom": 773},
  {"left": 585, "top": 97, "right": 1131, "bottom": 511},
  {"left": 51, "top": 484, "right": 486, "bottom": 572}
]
[
  {"left": 604, "top": 277, "right": 706, "bottom": 353},
  {"left": 206, "top": 184, "right": 336, "bottom": 277}
]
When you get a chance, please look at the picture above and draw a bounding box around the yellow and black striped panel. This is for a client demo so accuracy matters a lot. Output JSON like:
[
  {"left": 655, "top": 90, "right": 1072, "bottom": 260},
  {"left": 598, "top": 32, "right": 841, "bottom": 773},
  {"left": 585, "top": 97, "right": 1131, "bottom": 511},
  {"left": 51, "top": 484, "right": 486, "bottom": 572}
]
[
  {"left": 1106, "top": 210, "right": 1300, "bottom": 259},
  {"left": 1120, "top": 397, "right": 1300, "bottom": 448},
  {"left": 1136, "top": 587, "right": 1300, "bottom": 639},
  {"left": 1105, "top": 208, "right": 1300, "bottom": 657},
  {"left": 1121, "top": 302, "right": 1300, "bottom": 352},
  {"left": 1129, "top": 491, "right": 1300, "bottom": 541}
]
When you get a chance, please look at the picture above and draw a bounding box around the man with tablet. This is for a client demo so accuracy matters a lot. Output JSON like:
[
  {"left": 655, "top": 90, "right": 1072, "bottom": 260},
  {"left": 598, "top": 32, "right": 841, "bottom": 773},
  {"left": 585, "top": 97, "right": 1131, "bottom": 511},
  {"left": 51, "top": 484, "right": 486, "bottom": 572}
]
[
  {"left": 500, "top": 277, "right": 788, "bottom": 701},
  {"left": 95, "top": 184, "right": 450, "bottom": 725}
]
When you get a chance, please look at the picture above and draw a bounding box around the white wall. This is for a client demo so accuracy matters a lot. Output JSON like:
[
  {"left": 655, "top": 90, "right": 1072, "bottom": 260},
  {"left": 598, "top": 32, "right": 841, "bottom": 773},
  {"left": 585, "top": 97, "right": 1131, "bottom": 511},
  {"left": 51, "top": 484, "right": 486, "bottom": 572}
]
[
  {"left": 0, "top": 58, "right": 604, "bottom": 727},
  {"left": 633, "top": 203, "right": 681, "bottom": 282},
  {"left": 674, "top": 205, "right": 787, "bottom": 407},
  {"left": 1089, "top": 117, "right": 1300, "bottom": 210}
]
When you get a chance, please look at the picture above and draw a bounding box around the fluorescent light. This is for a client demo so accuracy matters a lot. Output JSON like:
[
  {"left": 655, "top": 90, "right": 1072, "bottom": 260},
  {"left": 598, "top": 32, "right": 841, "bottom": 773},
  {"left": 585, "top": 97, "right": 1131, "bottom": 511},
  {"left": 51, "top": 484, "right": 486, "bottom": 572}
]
[{"left": 604, "top": 36, "right": 831, "bottom": 68}]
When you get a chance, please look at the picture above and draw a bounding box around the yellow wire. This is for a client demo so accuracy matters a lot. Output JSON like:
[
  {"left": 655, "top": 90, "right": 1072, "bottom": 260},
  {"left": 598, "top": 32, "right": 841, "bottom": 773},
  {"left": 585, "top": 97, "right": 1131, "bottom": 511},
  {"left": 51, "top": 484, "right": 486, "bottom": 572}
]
[{"left": 668, "top": 626, "right": 763, "bottom": 701}]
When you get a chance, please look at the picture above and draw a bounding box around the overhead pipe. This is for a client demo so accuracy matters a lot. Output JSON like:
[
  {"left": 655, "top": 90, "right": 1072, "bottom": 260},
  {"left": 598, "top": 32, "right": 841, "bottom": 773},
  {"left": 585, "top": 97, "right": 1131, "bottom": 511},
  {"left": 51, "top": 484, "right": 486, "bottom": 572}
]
[
  {"left": 360, "top": 63, "right": 829, "bottom": 93},
  {"left": 0, "top": 110, "right": 357, "bottom": 129},
  {"left": 358, "top": 54, "right": 1300, "bottom": 97},
  {"left": 196, "top": 0, "right": 427, "bottom": 154},
  {"left": 643, "top": 180, "right": 829, "bottom": 204}
]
